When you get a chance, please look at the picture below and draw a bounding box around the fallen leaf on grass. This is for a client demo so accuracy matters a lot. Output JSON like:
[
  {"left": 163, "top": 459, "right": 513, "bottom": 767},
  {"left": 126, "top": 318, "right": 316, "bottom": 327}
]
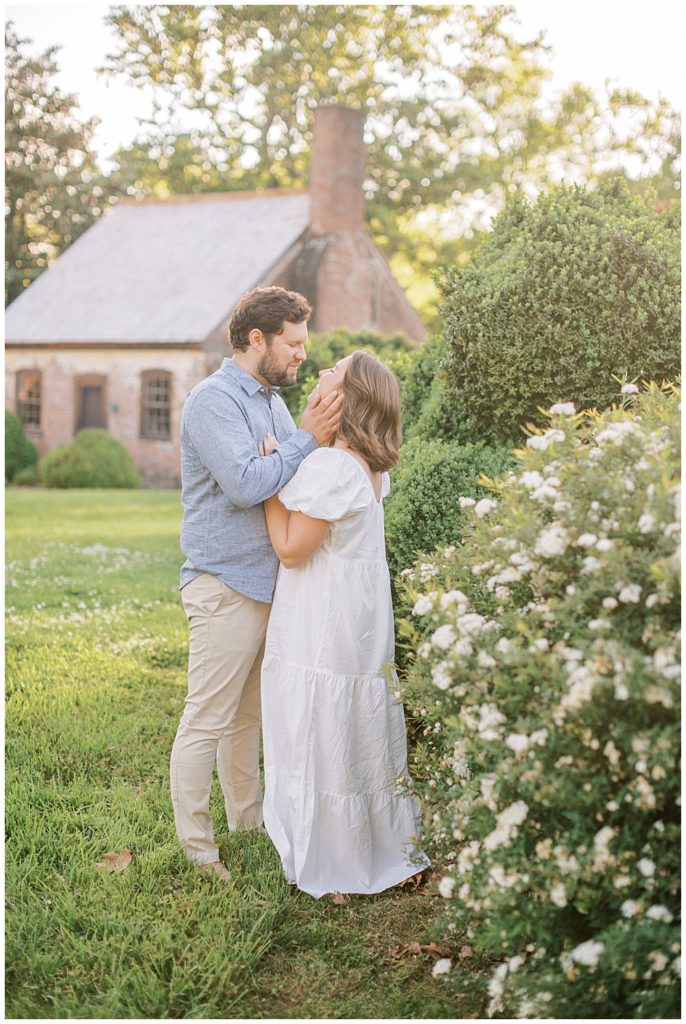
[
  {"left": 95, "top": 848, "right": 132, "bottom": 873},
  {"left": 393, "top": 871, "right": 427, "bottom": 893},
  {"left": 389, "top": 941, "right": 453, "bottom": 960},
  {"left": 332, "top": 892, "right": 348, "bottom": 906},
  {"left": 458, "top": 944, "right": 475, "bottom": 960}
]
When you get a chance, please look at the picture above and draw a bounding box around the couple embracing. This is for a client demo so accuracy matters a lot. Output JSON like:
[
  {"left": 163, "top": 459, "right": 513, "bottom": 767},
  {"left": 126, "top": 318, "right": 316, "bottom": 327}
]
[{"left": 170, "top": 286, "right": 429, "bottom": 898}]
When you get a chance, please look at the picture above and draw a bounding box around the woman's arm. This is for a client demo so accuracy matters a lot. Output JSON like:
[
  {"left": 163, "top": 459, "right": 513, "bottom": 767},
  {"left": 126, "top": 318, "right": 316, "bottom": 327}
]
[{"left": 263, "top": 494, "right": 329, "bottom": 569}]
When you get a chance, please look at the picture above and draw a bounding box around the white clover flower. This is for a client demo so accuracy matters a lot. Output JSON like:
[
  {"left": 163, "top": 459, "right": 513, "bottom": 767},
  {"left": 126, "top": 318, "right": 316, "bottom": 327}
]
[
  {"left": 645, "top": 593, "right": 659, "bottom": 608},
  {"left": 531, "top": 638, "right": 549, "bottom": 652},
  {"left": 458, "top": 496, "right": 476, "bottom": 508},
  {"left": 646, "top": 905, "right": 673, "bottom": 923},
  {"left": 521, "top": 470, "right": 544, "bottom": 489},
  {"left": 431, "top": 663, "right": 453, "bottom": 691},
  {"left": 621, "top": 383, "right": 639, "bottom": 394},
  {"left": 527, "top": 428, "right": 566, "bottom": 450},
  {"left": 432, "top": 624, "right": 457, "bottom": 650},
  {"left": 418, "top": 562, "right": 438, "bottom": 581},
  {"left": 570, "top": 940, "right": 605, "bottom": 967},
  {"left": 413, "top": 593, "right": 436, "bottom": 616},
  {"left": 418, "top": 642, "right": 432, "bottom": 661},
  {"left": 440, "top": 589, "right": 469, "bottom": 610},
  {"left": 505, "top": 733, "right": 529, "bottom": 755},
  {"left": 614, "top": 681, "right": 629, "bottom": 700},
  {"left": 549, "top": 402, "right": 576, "bottom": 415},
  {"left": 595, "top": 538, "right": 614, "bottom": 552},
  {"left": 474, "top": 497, "right": 498, "bottom": 518},
  {"left": 477, "top": 650, "right": 496, "bottom": 669},
  {"left": 431, "top": 958, "right": 452, "bottom": 978},
  {"left": 638, "top": 857, "right": 656, "bottom": 877},
  {"left": 495, "top": 637, "right": 513, "bottom": 655},
  {"left": 438, "top": 876, "right": 456, "bottom": 899},
  {"left": 549, "top": 882, "right": 567, "bottom": 908},
  {"left": 576, "top": 532, "right": 598, "bottom": 547},
  {"left": 602, "top": 596, "right": 618, "bottom": 610},
  {"left": 618, "top": 583, "right": 642, "bottom": 604},
  {"left": 535, "top": 524, "right": 568, "bottom": 558},
  {"left": 638, "top": 512, "right": 657, "bottom": 534},
  {"left": 672, "top": 956, "right": 681, "bottom": 976},
  {"left": 620, "top": 899, "right": 639, "bottom": 918}
]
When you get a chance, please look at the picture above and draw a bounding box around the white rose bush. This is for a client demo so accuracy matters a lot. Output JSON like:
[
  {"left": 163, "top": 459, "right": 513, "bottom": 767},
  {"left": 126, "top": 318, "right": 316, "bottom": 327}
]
[{"left": 398, "top": 383, "right": 680, "bottom": 1018}]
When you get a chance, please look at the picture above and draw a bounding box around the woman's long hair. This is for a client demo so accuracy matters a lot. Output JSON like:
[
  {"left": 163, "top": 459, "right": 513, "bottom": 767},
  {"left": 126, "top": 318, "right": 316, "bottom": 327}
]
[{"left": 336, "top": 350, "right": 402, "bottom": 473}]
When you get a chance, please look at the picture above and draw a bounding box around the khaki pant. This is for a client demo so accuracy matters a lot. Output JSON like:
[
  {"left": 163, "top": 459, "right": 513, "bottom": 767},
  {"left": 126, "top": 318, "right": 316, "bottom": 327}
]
[{"left": 170, "top": 573, "right": 270, "bottom": 865}]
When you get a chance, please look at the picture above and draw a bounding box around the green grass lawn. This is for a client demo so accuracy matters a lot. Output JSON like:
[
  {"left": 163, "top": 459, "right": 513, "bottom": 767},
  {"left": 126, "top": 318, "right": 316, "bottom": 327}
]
[{"left": 5, "top": 488, "right": 475, "bottom": 1019}]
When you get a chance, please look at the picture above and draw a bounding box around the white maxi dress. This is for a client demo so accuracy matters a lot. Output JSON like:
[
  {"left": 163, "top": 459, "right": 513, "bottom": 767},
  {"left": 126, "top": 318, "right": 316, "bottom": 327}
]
[{"left": 261, "top": 446, "right": 430, "bottom": 898}]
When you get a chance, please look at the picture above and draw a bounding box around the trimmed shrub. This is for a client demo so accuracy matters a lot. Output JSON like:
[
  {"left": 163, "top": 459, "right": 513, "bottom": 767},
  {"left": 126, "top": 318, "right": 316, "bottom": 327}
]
[
  {"left": 399, "top": 382, "right": 680, "bottom": 1018},
  {"left": 13, "top": 465, "right": 39, "bottom": 486},
  {"left": 5, "top": 411, "right": 37, "bottom": 483},
  {"left": 442, "top": 179, "right": 681, "bottom": 443},
  {"left": 385, "top": 437, "right": 513, "bottom": 580},
  {"left": 282, "top": 327, "right": 416, "bottom": 418},
  {"left": 39, "top": 429, "right": 140, "bottom": 489}
]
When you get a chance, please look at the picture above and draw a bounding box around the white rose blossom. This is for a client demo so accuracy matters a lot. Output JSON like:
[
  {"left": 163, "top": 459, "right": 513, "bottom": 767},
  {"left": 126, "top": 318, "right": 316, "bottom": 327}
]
[
  {"left": 535, "top": 524, "right": 569, "bottom": 558},
  {"left": 413, "top": 593, "right": 436, "bottom": 616},
  {"left": 475, "top": 497, "right": 498, "bottom": 518},
  {"left": 618, "top": 583, "right": 642, "bottom": 604},
  {"left": 569, "top": 940, "right": 605, "bottom": 967},
  {"left": 527, "top": 428, "right": 566, "bottom": 450},
  {"left": 431, "top": 662, "right": 453, "bottom": 691},
  {"left": 646, "top": 905, "right": 673, "bottom": 923},
  {"left": 432, "top": 624, "right": 457, "bottom": 650}
]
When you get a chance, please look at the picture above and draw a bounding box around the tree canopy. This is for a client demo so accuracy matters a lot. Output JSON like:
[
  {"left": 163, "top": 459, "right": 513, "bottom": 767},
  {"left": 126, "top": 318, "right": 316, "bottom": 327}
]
[
  {"left": 99, "top": 5, "right": 680, "bottom": 326},
  {"left": 4, "top": 25, "right": 115, "bottom": 305}
]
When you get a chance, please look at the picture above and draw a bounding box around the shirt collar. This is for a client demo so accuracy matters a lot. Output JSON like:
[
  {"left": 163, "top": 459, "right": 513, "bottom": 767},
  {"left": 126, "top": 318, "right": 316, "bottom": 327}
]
[{"left": 221, "top": 358, "right": 279, "bottom": 397}]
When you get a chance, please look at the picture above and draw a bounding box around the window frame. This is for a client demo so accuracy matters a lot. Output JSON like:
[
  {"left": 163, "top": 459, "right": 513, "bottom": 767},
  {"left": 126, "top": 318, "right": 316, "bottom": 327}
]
[
  {"left": 15, "top": 369, "right": 42, "bottom": 430},
  {"left": 140, "top": 369, "right": 172, "bottom": 442}
]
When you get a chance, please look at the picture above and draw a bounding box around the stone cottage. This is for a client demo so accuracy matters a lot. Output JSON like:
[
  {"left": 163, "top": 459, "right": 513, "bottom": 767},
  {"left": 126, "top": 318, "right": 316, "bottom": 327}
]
[{"left": 5, "top": 104, "right": 425, "bottom": 487}]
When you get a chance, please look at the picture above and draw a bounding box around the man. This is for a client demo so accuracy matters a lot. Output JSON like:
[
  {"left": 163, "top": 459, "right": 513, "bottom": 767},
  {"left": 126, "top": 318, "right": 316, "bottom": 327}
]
[{"left": 170, "top": 286, "right": 343, "bottom": 879}]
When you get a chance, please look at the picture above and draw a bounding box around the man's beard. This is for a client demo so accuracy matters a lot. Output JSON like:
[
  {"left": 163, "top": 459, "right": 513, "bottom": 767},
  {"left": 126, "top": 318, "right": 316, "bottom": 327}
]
[{"left": 257, "top": 347, "right": 298, "bottom": 388}]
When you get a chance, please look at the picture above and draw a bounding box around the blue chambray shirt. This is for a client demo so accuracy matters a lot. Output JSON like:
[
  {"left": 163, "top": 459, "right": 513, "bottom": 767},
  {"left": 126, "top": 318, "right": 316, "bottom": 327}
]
[{"left": 179, "top": 358, "right": 318, "bottom": 603}]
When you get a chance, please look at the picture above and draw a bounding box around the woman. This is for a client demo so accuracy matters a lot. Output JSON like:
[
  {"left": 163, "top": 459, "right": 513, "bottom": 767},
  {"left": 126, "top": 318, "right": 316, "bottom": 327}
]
[{"left": 258, "top": 350, "right": 429, "bottom": 898}]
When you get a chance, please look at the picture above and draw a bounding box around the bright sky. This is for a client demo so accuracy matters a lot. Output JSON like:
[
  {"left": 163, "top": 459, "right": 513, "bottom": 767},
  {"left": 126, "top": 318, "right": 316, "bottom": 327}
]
[{"left": 5, "top": 1, "right": 684, "bottom": 170}]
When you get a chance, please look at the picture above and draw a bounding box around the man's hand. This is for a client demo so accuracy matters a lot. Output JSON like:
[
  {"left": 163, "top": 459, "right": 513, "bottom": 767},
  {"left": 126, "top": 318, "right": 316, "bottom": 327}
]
[
  {"left": 258, "top": 432, "right": 279, "bottom": 456},
  {"left": 300, "top": 389, "right": 343, "bottom": 446}
]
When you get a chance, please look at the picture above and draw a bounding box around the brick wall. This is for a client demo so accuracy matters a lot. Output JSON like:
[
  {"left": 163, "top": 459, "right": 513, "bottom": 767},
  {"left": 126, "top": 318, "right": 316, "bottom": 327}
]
[{"left": 5, "top": 347, "right": 216, "bottom": 487}]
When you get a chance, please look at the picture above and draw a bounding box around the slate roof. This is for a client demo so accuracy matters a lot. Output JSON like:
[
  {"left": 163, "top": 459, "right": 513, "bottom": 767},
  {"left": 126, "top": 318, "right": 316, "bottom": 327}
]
[{"left": 5, "top": 191, "right": 311, "bottom": 344}]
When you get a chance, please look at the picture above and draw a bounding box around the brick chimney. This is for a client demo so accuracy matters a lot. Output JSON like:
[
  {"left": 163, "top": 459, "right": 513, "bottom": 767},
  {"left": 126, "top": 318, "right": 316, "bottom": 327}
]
[{"left": 309, "top": 104, "right": 366, "bottom": 235}]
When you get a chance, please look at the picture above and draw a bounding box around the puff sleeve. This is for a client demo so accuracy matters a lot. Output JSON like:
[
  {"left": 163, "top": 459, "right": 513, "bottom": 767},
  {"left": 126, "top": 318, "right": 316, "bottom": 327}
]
[{"left": 278, "top": 448, "right": 371, "bottom": 522}]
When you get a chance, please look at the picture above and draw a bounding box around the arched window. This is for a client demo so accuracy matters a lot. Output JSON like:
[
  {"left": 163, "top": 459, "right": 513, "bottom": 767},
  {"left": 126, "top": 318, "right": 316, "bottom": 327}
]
[
  {"left": 16, "top": 370, "right": 42, "bottom": 428},
  {"left": 141, "top": 370, "right": 172, "bottom": 441}
]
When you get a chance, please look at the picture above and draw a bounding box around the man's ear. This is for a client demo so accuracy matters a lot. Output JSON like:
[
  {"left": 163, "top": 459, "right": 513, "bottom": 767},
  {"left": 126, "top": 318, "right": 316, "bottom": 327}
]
[{"left": 248, "top": 328, "right": 265, "bottom": 351}]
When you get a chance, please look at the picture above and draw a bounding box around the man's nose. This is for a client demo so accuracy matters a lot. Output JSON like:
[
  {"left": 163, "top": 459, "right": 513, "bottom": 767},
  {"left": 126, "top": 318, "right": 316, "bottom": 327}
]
[{"left": 296, "top": 346, "right": 306, "bottom": 362}]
